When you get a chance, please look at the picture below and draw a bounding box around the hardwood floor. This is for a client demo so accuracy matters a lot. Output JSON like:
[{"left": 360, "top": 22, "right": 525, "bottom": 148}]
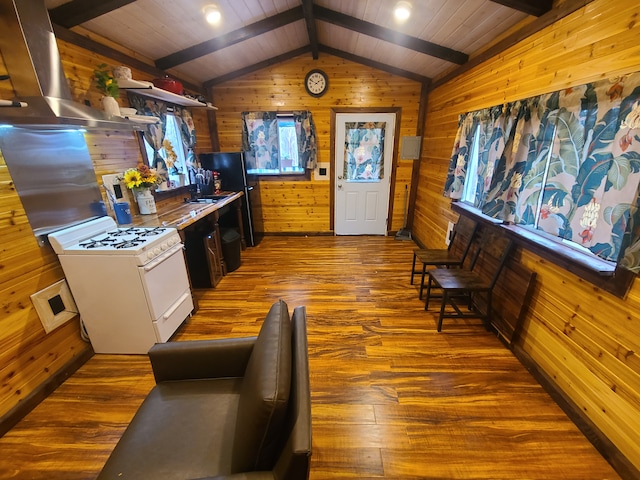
[{"left": 0, "top": 236, "right": 621, "bottom": 479}]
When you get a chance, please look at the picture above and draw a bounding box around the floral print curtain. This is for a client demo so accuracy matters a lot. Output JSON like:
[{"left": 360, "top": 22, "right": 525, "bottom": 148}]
[
  {"left": 242, "top": 111, "right": 317, "bottom": 171},
  {"left": 294, "top": 111, "right": 318, "bottom": 170},
  {"left": 128, "top": 94, "right": 169, "bottom": 183},
  {"left": 483, "top": 93, "right": 558, "bottom": 224},
  {"left": 343, "top": 121, "right": 386, "bottom": 180},
  {"left": 242, "top": 112, "right": 278, "bottom": 170},
  {"left": 173, "top": 105, "right": 198, "bottom": 184},
  {"left": 476, "top": 106, "right": 509, "bottom": 209},
  {"left": 445, "top": 72, "right": 640, "bottom": 271}
]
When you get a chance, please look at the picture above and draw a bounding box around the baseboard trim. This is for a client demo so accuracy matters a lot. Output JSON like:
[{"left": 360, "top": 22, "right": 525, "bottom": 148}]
[
  {"left": 0, "top": 347, "right": 94, "bottom": 438},
  {"left": 261, "top": 231, "right": 334, "bottom": 236},
  {"left": 512, "top": 344, "right": 638, "bottom": 479}
]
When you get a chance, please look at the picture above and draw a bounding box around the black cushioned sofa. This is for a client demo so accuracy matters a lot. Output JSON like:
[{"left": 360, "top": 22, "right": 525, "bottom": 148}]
[{"left": 97, "top": 300, "right": 311, "bottom": 480}]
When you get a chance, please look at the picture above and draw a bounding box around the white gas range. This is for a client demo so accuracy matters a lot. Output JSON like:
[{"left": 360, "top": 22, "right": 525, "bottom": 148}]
[{"left": 49, "top": 216, "right": 194, "bottom": 354}]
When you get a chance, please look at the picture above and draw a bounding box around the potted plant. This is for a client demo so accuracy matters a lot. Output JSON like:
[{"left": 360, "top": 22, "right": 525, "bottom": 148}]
[{"left": 93, "top": 63, "right": 120, "bottom": 116}]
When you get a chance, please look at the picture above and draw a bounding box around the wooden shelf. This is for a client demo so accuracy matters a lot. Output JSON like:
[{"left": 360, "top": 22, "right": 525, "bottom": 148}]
[
  {"left": 118, "top": 79, "right": 217, "bottom": 109},
  {"left": 122, "top": 114, "right": 160, "bottom": 124}
]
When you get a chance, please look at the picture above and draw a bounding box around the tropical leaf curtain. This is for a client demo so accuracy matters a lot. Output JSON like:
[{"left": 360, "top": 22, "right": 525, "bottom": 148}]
[
  {"left": 241, "top": 111, "right": 318, "bottom": 171},
  {"left": 129, "top": 93, "right": 169, "bottom": 182},
  {"left": 445, "top": 72, "right": 640, "bottom": 272},
  {"left": 343, "top": 121, "right": 386, "bottom": 180},
  {"left": 173, "top": 105, "right": 198, "bottom": 183}
]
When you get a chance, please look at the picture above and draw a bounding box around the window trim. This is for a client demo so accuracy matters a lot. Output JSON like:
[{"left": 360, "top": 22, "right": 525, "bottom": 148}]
[{"left": 451, "top": 201, "right": 635, "bottom": 299}]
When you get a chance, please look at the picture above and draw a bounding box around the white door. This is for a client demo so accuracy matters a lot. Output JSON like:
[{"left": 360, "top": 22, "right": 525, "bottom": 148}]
[{"left": 335, "top": 113, "right": 395, "bottom": 235}]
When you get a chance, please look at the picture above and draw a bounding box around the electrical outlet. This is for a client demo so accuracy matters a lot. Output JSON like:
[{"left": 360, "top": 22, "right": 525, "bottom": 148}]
[
  {"left": 445, "top": 221, "right": 455, "bottom": 246},
  {"left": 314, "top": 162, "right": 330, "bottom": 181},
  {"left": 30, "top": 279, "right": 78, "bottom": 333}
]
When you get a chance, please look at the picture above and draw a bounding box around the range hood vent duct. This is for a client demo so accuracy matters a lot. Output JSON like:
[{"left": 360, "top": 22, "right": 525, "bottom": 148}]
[{"left": 0, "top": 0, "right": 138, "bottom": 130}]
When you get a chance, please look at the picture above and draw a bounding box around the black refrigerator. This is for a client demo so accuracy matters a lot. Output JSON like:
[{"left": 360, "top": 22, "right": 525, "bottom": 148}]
[{"left": 199, "top": 152, "right": 263, "bottom": 247}]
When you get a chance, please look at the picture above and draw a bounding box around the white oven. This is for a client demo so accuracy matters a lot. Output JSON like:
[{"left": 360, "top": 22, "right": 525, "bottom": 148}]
[{"left": 49, "top": 217, "right": 194, "bottom": 354}]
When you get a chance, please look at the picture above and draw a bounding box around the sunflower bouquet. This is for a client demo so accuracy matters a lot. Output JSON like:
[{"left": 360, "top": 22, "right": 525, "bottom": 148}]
[{"left": 121, "top": 163, "right": 159, "bottom": 189}]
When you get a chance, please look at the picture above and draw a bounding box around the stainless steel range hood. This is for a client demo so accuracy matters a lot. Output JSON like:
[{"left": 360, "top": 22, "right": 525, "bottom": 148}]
[{"left": 0, "top": 0, "right": 138, "bottom": 130}]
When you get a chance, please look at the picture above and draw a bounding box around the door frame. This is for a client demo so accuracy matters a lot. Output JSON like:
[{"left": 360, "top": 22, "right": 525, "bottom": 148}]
[{"left": 330, "top": 107, "right": 402, "bottom": 233}]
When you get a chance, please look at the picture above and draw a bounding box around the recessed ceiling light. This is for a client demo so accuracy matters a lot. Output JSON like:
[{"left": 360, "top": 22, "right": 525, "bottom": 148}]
[
  {"left": 203, "top": 4, "right": 221, "bottom": 25},
  {"left": 394, "top": 1, "right": 412, "bottom": 21}
]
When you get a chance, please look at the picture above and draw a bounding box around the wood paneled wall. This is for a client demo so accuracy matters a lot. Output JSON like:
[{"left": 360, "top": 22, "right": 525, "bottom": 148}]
[
  {"left": 0, "top": 39, "right": 212, "bottom": 425},
  {"left": 211, "top": 54, "right": 423, "bottom": 233},
  {"left": 414, "top": 0, "right": 640, "bottom": 471}
]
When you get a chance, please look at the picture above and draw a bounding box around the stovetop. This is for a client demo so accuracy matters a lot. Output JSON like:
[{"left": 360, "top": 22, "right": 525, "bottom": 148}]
[
  {"left": 78, "top": 226, "right": 169, "bottom": 250},
  {"left": 49, "top": 217, "right": 181, "bottom": 262}
]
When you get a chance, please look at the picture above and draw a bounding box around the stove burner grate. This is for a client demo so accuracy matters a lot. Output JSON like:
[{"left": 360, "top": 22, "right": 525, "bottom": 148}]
[
  {"left": 113, "top": 239, "right": 145, "bottom": 249},
  {"left": 111, "top": 227, "right": 142, "bottom": 237},
  {"left": 79, "top": 237, "right": 120, "bottom": 249},
  {"left": 136, "top": 227, "right": 167, "bottom": 237}
]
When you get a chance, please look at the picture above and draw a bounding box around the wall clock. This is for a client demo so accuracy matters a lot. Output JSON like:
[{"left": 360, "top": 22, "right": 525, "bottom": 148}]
[{"left": 304, "top": 69, "right": 328, "bottom": 97}]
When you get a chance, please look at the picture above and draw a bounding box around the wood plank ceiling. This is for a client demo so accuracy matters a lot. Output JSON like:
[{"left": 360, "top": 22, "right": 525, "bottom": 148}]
[{"left": 44, "top": 0, "right": 552, "bottom": 88}]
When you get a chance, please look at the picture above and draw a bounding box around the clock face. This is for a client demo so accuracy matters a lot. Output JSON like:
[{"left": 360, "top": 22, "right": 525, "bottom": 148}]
[{"left": 305, "top": 70, "right": 328, "bottom": 97}]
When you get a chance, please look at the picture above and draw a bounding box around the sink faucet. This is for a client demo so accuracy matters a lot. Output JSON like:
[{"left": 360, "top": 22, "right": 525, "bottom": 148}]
[{"left": 195, "top": 173, "right": 205, "bottom": 194}]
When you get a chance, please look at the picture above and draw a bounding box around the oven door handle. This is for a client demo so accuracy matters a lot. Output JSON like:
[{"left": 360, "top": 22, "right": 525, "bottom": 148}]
[
  {"left": 163, "top": 292, "right": 191, "bottom": 320},
  {"left": 143, "top": 243, "right": 184, "bottom": 272}
]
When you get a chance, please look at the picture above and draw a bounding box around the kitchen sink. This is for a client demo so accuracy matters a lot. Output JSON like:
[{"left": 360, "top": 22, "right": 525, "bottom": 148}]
[
  {"left": 203, "top": 194, "right": 230, "bottom": 200},
  {"left": 184, "top": 195, "right": 229, "bottom": 204}
]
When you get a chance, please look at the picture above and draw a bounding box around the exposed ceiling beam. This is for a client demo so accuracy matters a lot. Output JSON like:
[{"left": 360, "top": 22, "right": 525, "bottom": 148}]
[
  {"left": 318, "top": 45, "right": 430, "bottom": 84},
  {"left": 301, "top": 0, "right": 319, "bottom": 60},
  {"left": 204, "top": 47, "right": 312, "bottom": 88},
  {"left": 48, "top": 0, "right": 137, "bottom": 28},
  {"left": 489, "top": 0, "right": 553, "bottom": 17},
  {"left": 313, "top": 5, "right": 468, "bottom": 65},
  {"left": 204, "top": 44, "right": 430, "bottom": 88},
  {"left": 155, "top": 6, "right": 305, "bottom": 71}
]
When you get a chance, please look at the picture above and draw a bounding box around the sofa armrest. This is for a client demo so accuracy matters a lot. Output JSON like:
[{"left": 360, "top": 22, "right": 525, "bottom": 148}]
[{"left": 149, "top": 337, "right": 256, "bottom": 383}]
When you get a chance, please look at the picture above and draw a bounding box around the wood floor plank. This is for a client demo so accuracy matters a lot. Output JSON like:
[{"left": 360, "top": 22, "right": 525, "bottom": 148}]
[{"left": 0, "top": 235, "right": 622, "bottom": 479}]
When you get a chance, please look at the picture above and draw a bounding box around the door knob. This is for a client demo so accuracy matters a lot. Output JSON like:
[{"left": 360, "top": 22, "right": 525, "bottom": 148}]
[{"left": 337, "top": 175, "right": 343, "bottom": 180}]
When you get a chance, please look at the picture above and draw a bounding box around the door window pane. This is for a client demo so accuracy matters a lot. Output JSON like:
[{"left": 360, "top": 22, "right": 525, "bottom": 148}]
[{"left": 343, "top": 122, "right": 385, "bottom": 182}]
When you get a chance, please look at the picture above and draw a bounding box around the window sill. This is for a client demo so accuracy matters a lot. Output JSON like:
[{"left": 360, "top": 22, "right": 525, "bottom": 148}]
[{"left": 451, "top": 202, "right": 635, "bottom": 298}]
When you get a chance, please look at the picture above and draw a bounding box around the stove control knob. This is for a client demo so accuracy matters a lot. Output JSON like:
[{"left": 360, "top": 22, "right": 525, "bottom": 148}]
[
  {"left": 147, "top": 251, "right": 155, "bottom": 260},
  {"left": 161, "top": 243, "right": 168, "bottom": 251},
  {"left": 153, "top": 247, "right": 162, "bottom": 256}
]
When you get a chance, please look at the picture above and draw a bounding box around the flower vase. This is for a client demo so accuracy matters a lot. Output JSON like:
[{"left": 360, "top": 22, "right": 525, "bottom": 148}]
[
  {"left": 101, "top": 96, "right": 120, "bottom": 117},
  {"left": 136, "top": 188, "right": 156, "bottom": 214}
]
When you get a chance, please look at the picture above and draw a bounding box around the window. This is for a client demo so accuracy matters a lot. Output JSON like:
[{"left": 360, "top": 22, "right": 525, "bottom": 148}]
[
  {"left": 242, "top": 111, "right": 317, "bottom": 175},
  {"left": 461, "top": 125, "right": 480, "bottom": 204},
  {"left": 142, "top": 112, "right": 191, "bottom": 188},
  {"left": 446, "top": 72, "right": 640, "bottom": 272},
  {"left": 127, "top": 94, "right": 198, "bottom": 191}
]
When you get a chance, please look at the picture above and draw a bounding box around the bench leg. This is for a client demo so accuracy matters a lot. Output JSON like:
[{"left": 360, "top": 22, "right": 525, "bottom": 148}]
[
  {"left": 419, "top": 263, "right": 427, "bottom": 300},
  {"left": 411, "top": 253, "right": 417, "bottom": 284},
  {"left": 424, "top": 275, "right": 433, "bottom": 311},
  {"left": 437, "top": 291, "right": 447, "bottom": 332}
]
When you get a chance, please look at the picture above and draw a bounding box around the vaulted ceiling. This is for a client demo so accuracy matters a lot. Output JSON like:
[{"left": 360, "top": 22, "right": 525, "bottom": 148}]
[{"left": 44, "top": 0, "right": 555, "bottom": 91}]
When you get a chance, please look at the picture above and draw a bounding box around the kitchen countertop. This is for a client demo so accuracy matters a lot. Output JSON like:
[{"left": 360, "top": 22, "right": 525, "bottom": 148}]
[{"left": 129, "top": 191, "right": 244, "bottom": 231}]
